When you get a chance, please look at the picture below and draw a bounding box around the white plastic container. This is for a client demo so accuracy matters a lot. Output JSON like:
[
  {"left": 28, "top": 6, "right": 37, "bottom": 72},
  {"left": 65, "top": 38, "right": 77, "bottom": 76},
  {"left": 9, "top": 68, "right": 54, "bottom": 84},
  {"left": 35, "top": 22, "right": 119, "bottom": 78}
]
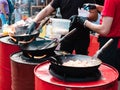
[{"left": 50, "top": 18, "right": 70, "bottom": 35}]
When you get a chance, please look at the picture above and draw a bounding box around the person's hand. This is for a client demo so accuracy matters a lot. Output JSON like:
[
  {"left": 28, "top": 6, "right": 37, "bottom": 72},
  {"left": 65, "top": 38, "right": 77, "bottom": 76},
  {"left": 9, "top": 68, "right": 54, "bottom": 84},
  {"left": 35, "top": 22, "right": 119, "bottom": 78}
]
[
  {"left": 69, "top": 15, "right": 79, "bottom": 30},
  {"left": 77, "top": 16, "right": 87, "bottom": 25},
  {"left": 69, "top": 15, "right": 87, "bottom": 30},
  {"left": 26, "top": 21, "right": 37, "bottom": 34},
  {"left": 83, "top": 3, "right": 96, "bottom": 10}
]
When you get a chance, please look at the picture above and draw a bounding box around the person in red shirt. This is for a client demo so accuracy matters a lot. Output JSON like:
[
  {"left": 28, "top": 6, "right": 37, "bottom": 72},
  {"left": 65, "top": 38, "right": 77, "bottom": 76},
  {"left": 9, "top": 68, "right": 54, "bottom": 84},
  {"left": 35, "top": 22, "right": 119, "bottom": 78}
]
[{"left": 73, "top": 0, "right": 120, "bottom": 80}]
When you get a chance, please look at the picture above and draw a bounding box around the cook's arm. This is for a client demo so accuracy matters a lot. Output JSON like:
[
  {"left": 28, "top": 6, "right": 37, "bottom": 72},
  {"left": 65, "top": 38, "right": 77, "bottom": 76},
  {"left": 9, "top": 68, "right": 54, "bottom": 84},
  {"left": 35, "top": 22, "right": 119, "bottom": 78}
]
[
  {"left": 33, "top": 4, "right": 55, "bottom": 23},
  {"left": 26, "top": 4, "right": 55, "bottom": 34},
  {"left": 84, "top": 16, "right": 113, "bottom": 36},
  {"left": 69, "top": 15, "right": 113, "bottom": 36}
]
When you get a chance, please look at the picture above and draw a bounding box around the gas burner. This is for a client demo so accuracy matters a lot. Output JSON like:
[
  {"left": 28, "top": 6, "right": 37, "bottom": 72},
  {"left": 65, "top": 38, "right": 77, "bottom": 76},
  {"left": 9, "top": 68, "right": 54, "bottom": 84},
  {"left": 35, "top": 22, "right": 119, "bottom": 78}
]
[
  {"left": 8, "top": 38, "right": 17, "bottom": 44},
  {"left": 21, "top": 50, "right": 69, "bottom": 63},
  {"left": 0, "top": 36, "right": 18, "bottom": 44},
  {"left": 8, "top": 37, "right": 45, "bottom": 44},
  {"left": 21, "top": 54, "right": 50, "bottom": 63},
  {"left": 22, "top": 51, "right": 56, "bottom": 59},
  {"left": 49, "top": 67, "right": 101, "bottom": 82}
]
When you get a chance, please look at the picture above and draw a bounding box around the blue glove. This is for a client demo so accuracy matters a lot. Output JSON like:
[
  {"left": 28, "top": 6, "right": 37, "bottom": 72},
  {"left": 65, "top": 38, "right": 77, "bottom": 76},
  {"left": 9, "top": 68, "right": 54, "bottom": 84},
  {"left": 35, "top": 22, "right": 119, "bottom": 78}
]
[
  {"left": 26, "top": 21, "right": 37, "bottom": 34},
  {"left": 83, "top": 3, "right": 96, "bottom": 11}
]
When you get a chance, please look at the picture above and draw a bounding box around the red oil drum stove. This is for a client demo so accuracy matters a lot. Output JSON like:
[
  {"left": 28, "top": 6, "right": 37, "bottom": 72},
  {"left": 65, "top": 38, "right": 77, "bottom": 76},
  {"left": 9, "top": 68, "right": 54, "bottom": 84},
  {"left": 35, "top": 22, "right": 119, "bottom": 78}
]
[
  {"left": 10, "top": 51, "right": 43, "bottom": 90},
  {"left": 10, "top": 50, "right": 69, "bottom": 90},
  {"left": 0, "top": 36, "right": 20, "bottom": 90},
  {"left": 34, "top": 61, "right": 119, "bottom": 90}
]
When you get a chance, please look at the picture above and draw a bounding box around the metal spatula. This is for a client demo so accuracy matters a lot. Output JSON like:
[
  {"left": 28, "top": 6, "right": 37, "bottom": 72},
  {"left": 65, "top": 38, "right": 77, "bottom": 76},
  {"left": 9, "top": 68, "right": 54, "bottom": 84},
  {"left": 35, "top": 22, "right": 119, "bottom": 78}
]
[{"left": 92, "top": 38, "right": 113, "bottom": 59}]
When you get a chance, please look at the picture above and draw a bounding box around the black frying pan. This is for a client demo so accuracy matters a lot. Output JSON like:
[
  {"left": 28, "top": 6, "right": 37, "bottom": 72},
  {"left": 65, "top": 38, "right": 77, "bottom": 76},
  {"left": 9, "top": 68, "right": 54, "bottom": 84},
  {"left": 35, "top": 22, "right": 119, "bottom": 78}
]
[
  {"left": 49, "top": 54, "right": 102, "bottom": 81},
  {"left": 21, "top": 39, "right": 58, "bottom": 58},
  {"left": 9, "top": 18, "right": 49, "bottom": 44},
  {"left": 49, "top": 39, "right": 114, "bottom": 81},
  {"left": 49, "top": 38, "right": 113, "bottom": 66},
  {"left": 20, "top": 28, "right": 77, "bottom": 58},
  {"left": 10, "top": 29, "right": 39, "bottom": 44}
]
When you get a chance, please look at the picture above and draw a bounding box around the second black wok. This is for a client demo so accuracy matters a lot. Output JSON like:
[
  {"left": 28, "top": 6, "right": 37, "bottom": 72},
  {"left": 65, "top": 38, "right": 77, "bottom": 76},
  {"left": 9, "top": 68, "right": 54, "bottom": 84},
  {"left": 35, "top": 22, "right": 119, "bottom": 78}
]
[
  {"left": 20, "top": 28, "right": 77, "bottom": 58},
  {"left": 20, "top": 39, "right": 58, "bottom": 58}
]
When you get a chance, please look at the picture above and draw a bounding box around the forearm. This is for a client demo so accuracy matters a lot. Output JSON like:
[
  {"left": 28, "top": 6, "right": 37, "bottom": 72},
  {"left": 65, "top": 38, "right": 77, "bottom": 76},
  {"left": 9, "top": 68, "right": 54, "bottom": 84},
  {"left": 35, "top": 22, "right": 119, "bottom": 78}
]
[
  {"left": 34, "top": 4, "right": 54, "bottom": 23},
  {"left": 85, "top": 20, "right": 103, "bottom": 34},
  {"left": 84, "top": 17, "right": 112, "bottom": 36}
]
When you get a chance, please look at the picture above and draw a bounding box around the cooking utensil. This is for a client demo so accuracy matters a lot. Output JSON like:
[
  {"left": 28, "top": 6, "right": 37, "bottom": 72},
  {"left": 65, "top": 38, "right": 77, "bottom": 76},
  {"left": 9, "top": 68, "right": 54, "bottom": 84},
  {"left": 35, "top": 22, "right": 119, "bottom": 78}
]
[
  {"left": 20, "top": 28, "right": 77, "bottom": 58},
  {"left": 49, "top": 54, "right": 102, "bottom": 79},
  {"left": 41, "top": 28, "right": 77, "bottom": 49},
  {"left": 92, "top": 38, "right": 113, "bottom": 59},
  {"left": 9, "top": 18, "right": 49, "bottom": 44},
  {"left": 48, "top": 38, "right": 114, "bottom": 82},
  {"left": 48, "top": 38, "right": 114, "bottom": 80},
  {"left": 20, "top": 39, "right": 58, "bottom": 58},
  {"left": 49, "top": 38, "right": 113, "bottom": 66},
  {"left": 10, "top": 30, "right": 39, "bottom": 44}
]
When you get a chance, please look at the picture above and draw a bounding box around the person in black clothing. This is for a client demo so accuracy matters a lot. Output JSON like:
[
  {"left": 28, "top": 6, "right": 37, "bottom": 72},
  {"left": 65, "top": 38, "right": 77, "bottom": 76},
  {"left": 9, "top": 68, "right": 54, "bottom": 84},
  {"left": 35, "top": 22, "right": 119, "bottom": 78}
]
[
  {"left": 95, "top": 0, "right": 104, "bottom": 5},
  {"left": 27, "top": 0, "right": 96, "bottom": 55}
]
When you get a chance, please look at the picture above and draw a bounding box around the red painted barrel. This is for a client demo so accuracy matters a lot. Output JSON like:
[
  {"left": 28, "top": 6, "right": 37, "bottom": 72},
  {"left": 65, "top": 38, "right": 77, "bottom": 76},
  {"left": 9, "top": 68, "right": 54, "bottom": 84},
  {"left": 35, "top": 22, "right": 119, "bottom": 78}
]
[
  {"left": 0, "top": 36, "right": 20, "bottom": 90},
  {"left": 34, "top": 62, "right": 119, "bottom": 90},
  {"left": 10, "top": 51, "right": 43, "bottom": 90}
]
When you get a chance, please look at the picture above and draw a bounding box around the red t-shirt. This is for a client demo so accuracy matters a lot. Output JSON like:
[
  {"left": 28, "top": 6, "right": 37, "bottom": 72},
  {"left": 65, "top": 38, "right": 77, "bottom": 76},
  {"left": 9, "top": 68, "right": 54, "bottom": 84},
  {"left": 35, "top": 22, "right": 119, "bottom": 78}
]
[{"left": 101, "top": 0, "right": 120, "bottom": 37}]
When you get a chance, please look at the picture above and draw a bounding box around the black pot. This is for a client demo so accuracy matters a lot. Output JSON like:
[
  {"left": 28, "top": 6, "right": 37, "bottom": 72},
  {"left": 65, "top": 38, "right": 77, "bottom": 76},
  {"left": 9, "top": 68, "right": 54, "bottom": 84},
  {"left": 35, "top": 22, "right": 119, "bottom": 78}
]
[
  {"left": 49, "top": 54, "right": 102, "bottom": 78},
  {"left": 20, "top": 28, "right": 78, "bottom": 58},
  {"left": 9, "top": 17, "right": 50, "bottom": 44},
  {"left": 20, "top": 39, "right": 58, "bottom": 58},
  {"left": 10, "top": 28, "right": 39, "bottom": 44}
]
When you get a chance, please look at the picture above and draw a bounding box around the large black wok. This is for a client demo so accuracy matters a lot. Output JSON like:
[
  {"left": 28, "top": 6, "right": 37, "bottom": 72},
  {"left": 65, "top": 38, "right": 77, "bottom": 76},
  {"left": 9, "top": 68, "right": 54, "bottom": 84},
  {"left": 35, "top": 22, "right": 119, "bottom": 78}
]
[
  {"left": 20, "top": 28, "right": 77, "bottom": 58},
  {"left": 49, "top": 54, "right": 102, "bottom": 78},
  {"left": 49, "top": 54, "right": 102, "bottom": 82},
  {"left": 10, "top": 28, "right": 39, "bottom": 44},
  {"left": 49, "top": 39, "right": 114, "bottom": 82},
  {"left": 21, "top": 39, "right": 58, "bottom": 58},
  {"left": 9, "top": 18, "right": 49, "bottom": 44}
]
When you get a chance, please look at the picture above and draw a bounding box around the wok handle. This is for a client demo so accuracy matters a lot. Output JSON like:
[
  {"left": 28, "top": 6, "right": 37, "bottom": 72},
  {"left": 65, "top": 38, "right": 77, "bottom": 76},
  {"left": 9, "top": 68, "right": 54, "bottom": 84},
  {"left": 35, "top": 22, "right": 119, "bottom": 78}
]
[
  {"left": 93, "top": 38, "right": 113, "bottom": 58},
  {"left": 59, "top": 28, "right": 77, "bottom": 42},
  {"left": 48, "top": 56, "right": 63, "bottom": 65},
  {"left": 36, "top": 17, "right": 50, "bottom": 31},
  {"left": 41, "top": 28, "right": 77, "bottom": 49},
  {"left": 41, "top": 38, "right": 57, "bottom": 49}
]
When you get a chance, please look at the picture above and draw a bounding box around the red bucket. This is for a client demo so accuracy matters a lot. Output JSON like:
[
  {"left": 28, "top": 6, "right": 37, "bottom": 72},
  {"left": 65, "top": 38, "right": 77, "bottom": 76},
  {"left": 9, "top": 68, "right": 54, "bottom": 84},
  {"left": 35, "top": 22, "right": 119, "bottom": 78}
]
[
  {"left": 34, "top": 61, "right": 119, "bottom": 90},
  {"left": 0, "top": 36, "right": 20, "bottom": 90}
]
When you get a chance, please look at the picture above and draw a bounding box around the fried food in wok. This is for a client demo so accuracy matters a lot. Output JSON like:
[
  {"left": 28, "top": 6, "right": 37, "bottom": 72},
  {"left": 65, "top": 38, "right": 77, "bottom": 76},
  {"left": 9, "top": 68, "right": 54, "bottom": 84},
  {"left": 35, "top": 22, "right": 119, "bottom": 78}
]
[{"left": 63, "top": 59, "right": 102, "bottom": 67}]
